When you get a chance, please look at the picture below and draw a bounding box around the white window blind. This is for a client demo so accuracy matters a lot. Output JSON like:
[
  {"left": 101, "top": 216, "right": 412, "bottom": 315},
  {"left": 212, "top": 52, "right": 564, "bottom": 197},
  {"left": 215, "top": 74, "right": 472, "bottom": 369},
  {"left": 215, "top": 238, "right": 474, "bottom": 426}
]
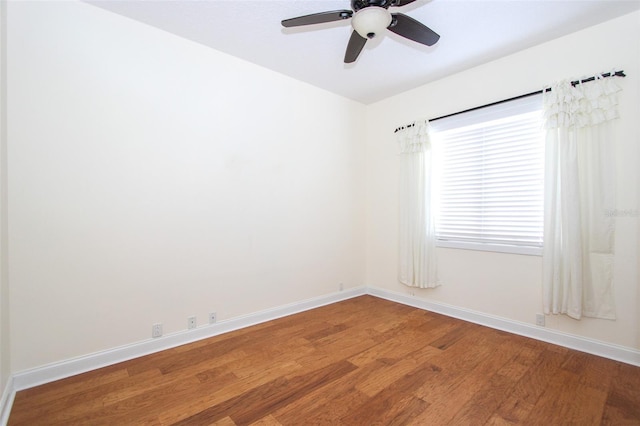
[{"left": 430, "top": 94, "right": 544, "bottom": 255}]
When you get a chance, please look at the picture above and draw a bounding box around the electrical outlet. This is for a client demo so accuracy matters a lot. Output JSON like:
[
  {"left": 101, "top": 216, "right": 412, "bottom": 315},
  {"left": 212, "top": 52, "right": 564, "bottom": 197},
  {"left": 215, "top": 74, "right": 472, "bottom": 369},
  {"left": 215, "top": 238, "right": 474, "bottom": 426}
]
[
  {"left": 339, "top": 283, "right": 344, "bottom": 291},
  {"left": 152, "top": 323, "right": 163, "bottom": 338},
  {"left": 188, "top": 316, "right": 197, "bottom": 330},
  {"left": 535, "top": 313, "right": 545, "bottom": 327},
  {"left": 209, "top": 312, "right": 217, "bottom": 324}
]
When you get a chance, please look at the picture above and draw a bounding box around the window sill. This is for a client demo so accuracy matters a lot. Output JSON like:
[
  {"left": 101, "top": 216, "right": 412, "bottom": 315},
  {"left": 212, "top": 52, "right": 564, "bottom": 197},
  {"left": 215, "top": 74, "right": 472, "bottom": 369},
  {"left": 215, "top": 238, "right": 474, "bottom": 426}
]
[{"left": 436, "top": 240, "right": 543, "bottom": 256}]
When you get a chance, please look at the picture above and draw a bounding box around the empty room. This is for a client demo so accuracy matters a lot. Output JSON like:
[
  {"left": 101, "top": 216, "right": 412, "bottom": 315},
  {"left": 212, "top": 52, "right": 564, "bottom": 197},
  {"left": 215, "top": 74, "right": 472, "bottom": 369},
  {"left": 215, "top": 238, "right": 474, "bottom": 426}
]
[{"left": 1, "top": 0, "right": 639, "bottom": 424}]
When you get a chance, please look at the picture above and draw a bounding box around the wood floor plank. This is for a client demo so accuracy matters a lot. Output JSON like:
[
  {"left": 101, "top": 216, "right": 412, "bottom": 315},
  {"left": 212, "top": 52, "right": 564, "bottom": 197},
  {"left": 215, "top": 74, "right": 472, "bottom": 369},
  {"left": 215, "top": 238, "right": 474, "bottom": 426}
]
[
  {"left": 269, "top": 357, "right": 381, "bottom": 424},
  {"left": 347, "top": 318, "right": 447, "bottom": 368},
  {"left": 172, "top": 360, "right": 357, "bottom": 425},
  {"left": 9, "top": 368, "right": 163, "bottom": 425},
  {"left": 448, "top": 371, "right": 517, "bottom": 425},
  {"left": 410, "top": 331, "right": 523, "bottom": 424},
  {"left": 276, "top": 384, "right": 368, "bottom": 424},
  {"left": 601, "top": 362, "right": 640, "bottom": 425},
  {"left": 156, "top": 359, "right": 303, "bottom": 425},
  {"left": 490, "top": 347, "right": 566, "bottom": 424},
  {"left": 428, "top": 318, "right": 478, "bottom": 350},
  {"left": 8, "top": 295, "right": 640, "bottom": 426},
  {"left": 494, "top": 342, "right": 540, "bottom": 382},
  {"left": 412, "top": 326, "right": 501, "bottom": 401},
  {"left": 342, "top": 390, "right": 429, "bottom": 426},
  {"left": 342, "top": 359, "right": 441, "bottom": 425},
  {"left": 208, "top": 416, "right": 237, "bottom": 426},
  {"left": 354, "top": 344, "right": 442, "bottom": 398},
  {"left": 17, "top": 346, "right": 252, "bottom": 425},
  {"left": 46, "top": 375, "right": 203, "bottom": 426},
  {"left": 11, "top": 365, "right": 129, "bottom": 410},
  {"left": 248, "top": 415, "right": 282, "bottom": 426},
  {"left": 524, "top": 369, "right": 607, "bottom": 424},
  {"left": 561, "top": 350, "right": 620, "bottom": 392}
]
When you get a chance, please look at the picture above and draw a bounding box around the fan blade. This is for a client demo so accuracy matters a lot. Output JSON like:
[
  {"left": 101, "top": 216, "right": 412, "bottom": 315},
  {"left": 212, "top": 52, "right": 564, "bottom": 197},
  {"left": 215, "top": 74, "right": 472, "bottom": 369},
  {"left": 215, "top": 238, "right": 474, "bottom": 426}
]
[
  {"left": 344, "top": 30, "right": 367, "bottom": 63},
  {"left": 388, "top": 13, "right": 440, "bottom": 46},
  {"left": 391, "top": 0, "right": 418, "bottom": 6},
  {"left": 282, "top": 10, "right": 353, "bottom": 28}
]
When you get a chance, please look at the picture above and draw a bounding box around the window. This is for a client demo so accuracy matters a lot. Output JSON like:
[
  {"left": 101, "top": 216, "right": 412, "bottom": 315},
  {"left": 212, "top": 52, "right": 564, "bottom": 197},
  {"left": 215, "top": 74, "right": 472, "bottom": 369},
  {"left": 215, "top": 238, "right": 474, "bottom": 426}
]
[{"left": 430, "top": 94, "right": 544, "bottom": 255}]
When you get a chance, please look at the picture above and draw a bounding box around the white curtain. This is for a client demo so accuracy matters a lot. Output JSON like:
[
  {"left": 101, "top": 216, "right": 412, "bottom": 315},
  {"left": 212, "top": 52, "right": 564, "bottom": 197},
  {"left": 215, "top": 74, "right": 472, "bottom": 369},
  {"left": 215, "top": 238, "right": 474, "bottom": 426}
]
[
  {"left": 397, "top": 120, "right": 438, "bottom": 288},
  {"left": 542, "top": 75, "right": 621, "bottom": 320}
]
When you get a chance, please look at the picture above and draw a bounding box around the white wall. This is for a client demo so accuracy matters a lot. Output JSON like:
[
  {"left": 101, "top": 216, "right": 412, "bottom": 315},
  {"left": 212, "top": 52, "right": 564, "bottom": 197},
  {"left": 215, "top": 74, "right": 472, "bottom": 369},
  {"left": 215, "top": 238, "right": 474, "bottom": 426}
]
[
  {"left": 0, "top": 0, "right": 10, "bottom": 393},
  {"left": 365, "top": 11, "right": 640, "bottom": 350},
  {"left": 7, "top": 1, "right": 366, "bottom": 372}
]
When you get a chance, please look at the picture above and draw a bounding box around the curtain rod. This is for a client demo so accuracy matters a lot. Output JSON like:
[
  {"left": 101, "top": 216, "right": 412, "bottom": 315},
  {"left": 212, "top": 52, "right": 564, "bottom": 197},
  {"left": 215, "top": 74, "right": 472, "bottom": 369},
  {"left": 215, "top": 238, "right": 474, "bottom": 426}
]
[{"left": 393, "top": 70, "right": 626, "bottom": 133}]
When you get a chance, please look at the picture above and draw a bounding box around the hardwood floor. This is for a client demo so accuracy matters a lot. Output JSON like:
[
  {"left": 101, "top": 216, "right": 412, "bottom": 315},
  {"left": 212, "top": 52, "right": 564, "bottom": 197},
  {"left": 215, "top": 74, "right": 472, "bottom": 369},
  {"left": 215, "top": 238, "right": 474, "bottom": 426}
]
[{"left": 9, "top": 295, "right": 640, "bottom": 425}]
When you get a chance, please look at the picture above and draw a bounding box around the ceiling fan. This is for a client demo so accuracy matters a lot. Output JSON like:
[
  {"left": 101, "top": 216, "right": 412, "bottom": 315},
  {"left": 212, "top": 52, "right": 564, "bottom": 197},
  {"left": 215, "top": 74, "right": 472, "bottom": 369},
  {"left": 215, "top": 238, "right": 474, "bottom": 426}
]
[{"left": 281, "top": 0, "right": 440, "bottom": 63}]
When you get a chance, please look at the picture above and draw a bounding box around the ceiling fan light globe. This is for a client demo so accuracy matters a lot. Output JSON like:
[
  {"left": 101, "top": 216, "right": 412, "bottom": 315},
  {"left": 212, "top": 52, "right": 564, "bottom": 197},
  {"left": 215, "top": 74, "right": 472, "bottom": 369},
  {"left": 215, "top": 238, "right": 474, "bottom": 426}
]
[{"left": 351, "top": 7, "right": 392, "bottom": 39}]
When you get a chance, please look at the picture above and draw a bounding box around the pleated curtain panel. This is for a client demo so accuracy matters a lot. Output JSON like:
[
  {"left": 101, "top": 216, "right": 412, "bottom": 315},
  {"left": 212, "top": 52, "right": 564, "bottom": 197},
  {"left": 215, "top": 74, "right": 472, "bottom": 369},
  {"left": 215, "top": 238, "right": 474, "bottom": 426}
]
[
  {"left": 542, "top": 75, "right": 622, "bottom": 320},
  {"left": 396, "top": 120, "right": 439, "bottom": 288}
]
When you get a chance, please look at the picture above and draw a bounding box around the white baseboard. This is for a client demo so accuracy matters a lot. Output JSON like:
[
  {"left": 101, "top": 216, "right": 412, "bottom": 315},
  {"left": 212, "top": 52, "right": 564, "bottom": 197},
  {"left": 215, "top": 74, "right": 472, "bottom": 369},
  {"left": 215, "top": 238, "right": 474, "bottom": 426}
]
[
  {"left": 11, "top": 287, "right": 367, "bottom": 392},
  {"left": 0, "top": 377, "right": 15, "bottom": 426},
  {"left": 367, "top": 286, "right": 640, "bottom": 367}
]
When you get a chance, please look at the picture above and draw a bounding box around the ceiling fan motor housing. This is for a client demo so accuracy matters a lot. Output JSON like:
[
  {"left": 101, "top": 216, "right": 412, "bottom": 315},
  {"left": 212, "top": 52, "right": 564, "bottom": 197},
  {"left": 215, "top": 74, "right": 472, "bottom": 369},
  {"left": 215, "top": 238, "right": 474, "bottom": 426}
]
[{"left": 351, "top": 0, "right": 396, "bottom": 12}]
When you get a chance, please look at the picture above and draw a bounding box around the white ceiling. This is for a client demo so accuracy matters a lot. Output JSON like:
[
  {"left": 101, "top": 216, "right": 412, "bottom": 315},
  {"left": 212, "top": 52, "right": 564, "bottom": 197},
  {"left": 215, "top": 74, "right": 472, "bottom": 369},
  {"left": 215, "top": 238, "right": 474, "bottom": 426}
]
[{"left": 87, "top": 0, "right": 640, "bottom": 104}]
